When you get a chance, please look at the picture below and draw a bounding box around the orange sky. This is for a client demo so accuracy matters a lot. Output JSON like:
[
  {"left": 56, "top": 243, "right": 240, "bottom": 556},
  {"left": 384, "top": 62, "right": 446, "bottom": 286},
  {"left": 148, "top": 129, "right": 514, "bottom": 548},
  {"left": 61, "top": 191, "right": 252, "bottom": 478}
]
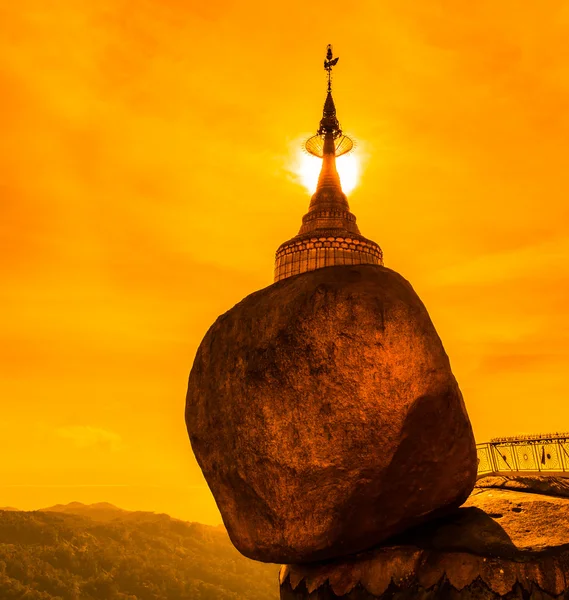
[{"left": 2, "top": 0, "right": 569, "bottom": 525}]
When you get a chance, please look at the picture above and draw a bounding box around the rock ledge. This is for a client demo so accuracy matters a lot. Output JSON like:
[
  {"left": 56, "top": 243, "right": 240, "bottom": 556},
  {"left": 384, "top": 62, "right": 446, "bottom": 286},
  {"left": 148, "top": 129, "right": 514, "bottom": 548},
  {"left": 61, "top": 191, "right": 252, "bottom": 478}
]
[{"left": 280, "top": 488, "right": 569, "bottom": 598}]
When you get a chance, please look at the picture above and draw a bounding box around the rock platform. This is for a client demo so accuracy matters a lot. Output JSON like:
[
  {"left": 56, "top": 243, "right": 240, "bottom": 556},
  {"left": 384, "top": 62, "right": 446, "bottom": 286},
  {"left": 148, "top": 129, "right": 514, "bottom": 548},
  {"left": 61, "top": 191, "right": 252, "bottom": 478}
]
[{"left": 280, "top": 485, "right": 569, "bottom": 599}]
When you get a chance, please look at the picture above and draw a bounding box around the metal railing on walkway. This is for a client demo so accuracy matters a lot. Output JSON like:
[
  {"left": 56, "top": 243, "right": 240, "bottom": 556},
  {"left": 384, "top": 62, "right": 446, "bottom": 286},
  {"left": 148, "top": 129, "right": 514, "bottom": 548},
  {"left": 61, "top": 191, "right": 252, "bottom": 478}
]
[{"left": 477, "top": 432, "right": 569, "bottom": 477}]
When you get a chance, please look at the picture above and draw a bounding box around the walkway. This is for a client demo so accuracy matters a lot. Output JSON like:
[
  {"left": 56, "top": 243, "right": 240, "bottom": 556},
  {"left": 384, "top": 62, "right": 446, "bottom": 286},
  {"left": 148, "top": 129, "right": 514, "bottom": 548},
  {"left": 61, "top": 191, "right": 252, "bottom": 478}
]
[{"left": 477, "top": 432, "right": 569, "bottom": 478}]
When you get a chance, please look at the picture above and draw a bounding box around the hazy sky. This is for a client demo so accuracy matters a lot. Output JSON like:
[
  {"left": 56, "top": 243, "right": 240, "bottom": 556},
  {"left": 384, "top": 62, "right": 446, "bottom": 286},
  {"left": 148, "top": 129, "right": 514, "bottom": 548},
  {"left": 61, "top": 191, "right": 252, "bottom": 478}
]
[{"left": 2, "top": 0, "right": 569, "bottom": 524}]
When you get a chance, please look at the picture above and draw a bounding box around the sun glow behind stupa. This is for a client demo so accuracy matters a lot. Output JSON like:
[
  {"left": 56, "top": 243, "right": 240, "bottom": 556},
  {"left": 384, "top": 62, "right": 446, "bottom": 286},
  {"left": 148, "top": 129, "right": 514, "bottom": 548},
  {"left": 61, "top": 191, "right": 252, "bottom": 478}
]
[{"left": 296, "top": 152, "right": 360, "bottom": 195}]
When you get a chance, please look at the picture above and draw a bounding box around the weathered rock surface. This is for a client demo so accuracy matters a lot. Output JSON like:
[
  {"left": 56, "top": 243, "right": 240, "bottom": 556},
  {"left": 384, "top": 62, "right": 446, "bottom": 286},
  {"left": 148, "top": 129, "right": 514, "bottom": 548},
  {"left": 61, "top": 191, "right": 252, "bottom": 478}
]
[
  {"left": 280, "top": 487, "right": 569, "bottom": 598},
  {"left": 477, "top": 475, "right": 569, "bottom": 498},
  {"left": 186, "top": 264, "right": 477, "bottom": 563}
]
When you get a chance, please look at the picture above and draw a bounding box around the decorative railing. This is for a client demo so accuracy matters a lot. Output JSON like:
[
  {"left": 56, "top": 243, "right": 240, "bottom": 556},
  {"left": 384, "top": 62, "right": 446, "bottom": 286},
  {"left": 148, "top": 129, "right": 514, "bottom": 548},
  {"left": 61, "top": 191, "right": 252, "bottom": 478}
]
[{"left": 477, "top": 433, "right": 569, "bottom": 477}]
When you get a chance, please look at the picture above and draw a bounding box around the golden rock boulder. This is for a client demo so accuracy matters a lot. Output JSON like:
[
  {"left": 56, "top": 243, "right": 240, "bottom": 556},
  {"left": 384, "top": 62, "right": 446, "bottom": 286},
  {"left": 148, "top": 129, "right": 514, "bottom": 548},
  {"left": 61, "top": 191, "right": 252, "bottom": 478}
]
[{"left": 186, "top": 264, "right": 477, "bottom": 564}]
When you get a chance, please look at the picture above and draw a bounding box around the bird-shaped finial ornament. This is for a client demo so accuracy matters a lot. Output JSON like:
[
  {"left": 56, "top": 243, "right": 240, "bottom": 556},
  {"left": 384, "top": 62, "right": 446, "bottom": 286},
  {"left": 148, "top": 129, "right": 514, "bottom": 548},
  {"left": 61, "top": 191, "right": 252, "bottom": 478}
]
[{"left": 324, "top": 44, "right": 339, "bottom": 72}]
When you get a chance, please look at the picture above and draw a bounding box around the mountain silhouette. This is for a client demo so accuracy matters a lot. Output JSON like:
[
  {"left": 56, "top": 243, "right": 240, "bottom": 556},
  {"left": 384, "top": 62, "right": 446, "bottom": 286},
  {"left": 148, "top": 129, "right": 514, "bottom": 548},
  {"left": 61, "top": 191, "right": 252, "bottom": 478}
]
[
  {"left": 40, "top": 501, "right": 127, "bottom": 520},
  {"left": 0, "top": 503, "right": 279, "bottom": 599}
]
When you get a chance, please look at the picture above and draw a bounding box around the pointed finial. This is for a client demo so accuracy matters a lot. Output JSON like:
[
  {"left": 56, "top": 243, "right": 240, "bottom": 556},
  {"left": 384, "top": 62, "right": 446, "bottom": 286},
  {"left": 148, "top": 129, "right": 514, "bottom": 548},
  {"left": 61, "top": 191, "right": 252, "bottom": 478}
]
[
  {"left": 324, "top": 44, "right": 339, "bottom": 93},
  {"left": 304, "top": 44, "right": 352, "bottom": 158}
]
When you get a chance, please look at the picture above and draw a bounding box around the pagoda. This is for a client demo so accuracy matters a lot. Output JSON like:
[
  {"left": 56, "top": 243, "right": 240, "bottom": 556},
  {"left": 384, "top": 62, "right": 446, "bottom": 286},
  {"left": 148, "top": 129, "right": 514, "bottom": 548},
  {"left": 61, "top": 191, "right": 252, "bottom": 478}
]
[{"left": 274, "top": 45, "right": 383, "bottom": 282}]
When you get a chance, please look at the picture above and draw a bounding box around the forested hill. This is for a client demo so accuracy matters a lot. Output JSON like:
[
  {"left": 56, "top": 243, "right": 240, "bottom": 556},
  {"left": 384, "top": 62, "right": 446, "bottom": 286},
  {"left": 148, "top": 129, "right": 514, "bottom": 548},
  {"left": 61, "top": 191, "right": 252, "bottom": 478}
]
[{"left": 0, "top": 504, "right": 279, "bottom": 599}]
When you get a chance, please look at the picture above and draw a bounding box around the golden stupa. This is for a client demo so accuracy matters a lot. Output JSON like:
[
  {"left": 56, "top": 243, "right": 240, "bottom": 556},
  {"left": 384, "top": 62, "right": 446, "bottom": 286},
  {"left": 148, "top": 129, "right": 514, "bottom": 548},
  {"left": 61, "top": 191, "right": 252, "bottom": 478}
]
[{"left": 274, "top": 45, "right": 383, "bottom": 282}]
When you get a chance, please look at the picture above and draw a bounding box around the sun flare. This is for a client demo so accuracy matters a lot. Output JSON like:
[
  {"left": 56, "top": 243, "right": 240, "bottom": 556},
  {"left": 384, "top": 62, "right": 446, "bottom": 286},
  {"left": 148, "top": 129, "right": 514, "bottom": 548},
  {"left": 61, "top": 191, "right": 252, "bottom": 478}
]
[{"left": 295, "top": 152, "right": 360, "bottom": 195}]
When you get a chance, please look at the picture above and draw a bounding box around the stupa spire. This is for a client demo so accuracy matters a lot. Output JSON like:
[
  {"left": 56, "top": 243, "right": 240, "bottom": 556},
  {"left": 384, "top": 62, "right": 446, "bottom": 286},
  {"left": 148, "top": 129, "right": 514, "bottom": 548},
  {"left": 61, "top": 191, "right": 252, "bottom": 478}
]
[
  {"left": 304, "top": 45, "right": 351, "bottom": 214},
  {"left": 274, "top": 45, "right": 383, "bottom": 282}
]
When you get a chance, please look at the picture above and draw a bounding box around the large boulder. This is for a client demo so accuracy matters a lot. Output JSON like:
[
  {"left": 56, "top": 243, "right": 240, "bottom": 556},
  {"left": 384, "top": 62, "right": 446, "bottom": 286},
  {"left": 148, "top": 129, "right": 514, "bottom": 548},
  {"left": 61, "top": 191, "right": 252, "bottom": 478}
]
[{"left": 186, "top": 264, "right": 477, "bottom": 564}]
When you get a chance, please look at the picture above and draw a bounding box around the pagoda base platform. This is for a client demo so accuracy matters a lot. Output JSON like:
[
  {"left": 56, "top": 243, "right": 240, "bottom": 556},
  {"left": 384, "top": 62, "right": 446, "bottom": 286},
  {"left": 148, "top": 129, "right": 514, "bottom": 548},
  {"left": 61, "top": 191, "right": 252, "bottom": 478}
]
[{"left": 280, "top": 486, "right": 569, "bottom": 599}]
